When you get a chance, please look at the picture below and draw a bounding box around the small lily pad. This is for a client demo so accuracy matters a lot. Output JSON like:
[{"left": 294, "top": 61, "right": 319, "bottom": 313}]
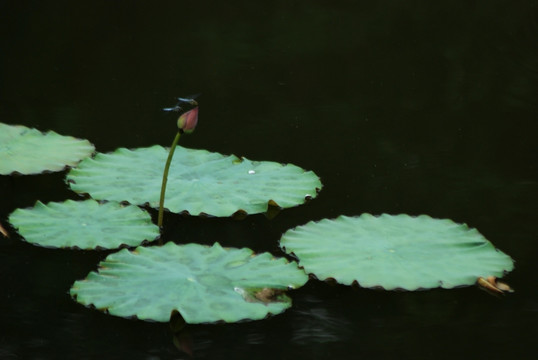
[
  {"left": 0, "top": 123, "right": 95, "bottom": 175},
  {"left": 67, "top": 145, "right": 321, "bottom": 217},
  {"left": 8, "top": 199, "right": 159, "bottom": 249},
  {"left": 70, "top": 242, "right": 308, "bottom": 323},
  {"left": 280, "top": 214, "right": 514, "bottom": 290}
]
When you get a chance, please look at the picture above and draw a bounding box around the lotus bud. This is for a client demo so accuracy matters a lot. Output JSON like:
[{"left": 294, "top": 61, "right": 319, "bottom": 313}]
[{"left": 177, "top": 107, "right": 199, "bottom": 134}]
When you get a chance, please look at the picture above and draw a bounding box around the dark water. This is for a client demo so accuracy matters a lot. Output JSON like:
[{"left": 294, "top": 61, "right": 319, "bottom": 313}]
[{"left": 1, "top": 1, "right": 537, "bottom": 359}]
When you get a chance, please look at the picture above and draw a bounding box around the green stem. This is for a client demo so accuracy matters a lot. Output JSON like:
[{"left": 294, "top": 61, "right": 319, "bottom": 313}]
[{"left": 158, "top": 131, "right": 182, "bottom": 229}]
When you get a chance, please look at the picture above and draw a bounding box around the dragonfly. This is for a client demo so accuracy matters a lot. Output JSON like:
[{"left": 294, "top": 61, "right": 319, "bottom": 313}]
[
  {"left": 163, "top": 94, "right": 200, "bottom": 134},
  {"left": 163, "top": 94, "right": 199, "bottom": 113}
]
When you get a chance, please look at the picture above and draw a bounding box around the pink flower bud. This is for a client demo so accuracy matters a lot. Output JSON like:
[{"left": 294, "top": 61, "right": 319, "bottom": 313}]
[{"left": 177, "top": 107, "right": 198, "bottom": 133}]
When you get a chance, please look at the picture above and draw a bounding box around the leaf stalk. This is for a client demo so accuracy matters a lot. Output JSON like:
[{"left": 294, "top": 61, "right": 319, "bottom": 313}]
[{"left": 158, "top": 131, "right": 182, "bottom": 229}]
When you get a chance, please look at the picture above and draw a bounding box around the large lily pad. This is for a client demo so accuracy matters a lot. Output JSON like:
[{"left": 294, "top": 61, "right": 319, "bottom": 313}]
[
  {"left": 0, "top": 123, "right": 95, "bottom": 175},
  {"left": 8, "top": 199, "right": 159, "bottom": 249},
  {"left": 70, "top": 242, "right": 308, "bottom": 323},
  {"left": 280, "top": 214, "right": 514, "bottom": 290},
  {"left": 66, "top": 145, "right": 321, "bottom": 217}
]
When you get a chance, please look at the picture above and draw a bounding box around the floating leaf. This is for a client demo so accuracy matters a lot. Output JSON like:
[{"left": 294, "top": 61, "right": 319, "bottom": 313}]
[
  {"left": 0, "top": 123, "right": 95, "bottom": 175},
  {"left": 280, "top": 214, "right": 514, "bottom": 290},
  {"left": 8, "top": 199, "right": 159, "bottom": 249},
  {"left": 477, "top": 276, "right": 514, "bottom": 295},
  {"left": 67, "top": 145, "right": 321, "bottom": 217},
  {"left": 0, "top": 222, "right": 9, "bottom": 238},
  {"left": 70, "top": 242, "right": 308, "bottom": 323}
]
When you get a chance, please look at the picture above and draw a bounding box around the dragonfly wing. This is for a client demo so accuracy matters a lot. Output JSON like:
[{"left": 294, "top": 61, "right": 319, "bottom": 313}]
[{"left": 163, "top": 105, "right": 182, "bottom": 112}]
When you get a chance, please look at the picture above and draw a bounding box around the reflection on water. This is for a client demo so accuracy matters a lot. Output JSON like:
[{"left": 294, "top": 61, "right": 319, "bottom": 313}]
[{"left": 289, "top": 295, "right": 352, "bottom": 345}]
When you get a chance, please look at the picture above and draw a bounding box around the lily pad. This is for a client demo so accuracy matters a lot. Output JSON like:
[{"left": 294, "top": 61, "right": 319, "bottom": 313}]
[
  {"left": 8, "top": 199, "right": 159, "bottom": 249},
  {"left": 70, "top": 242, "right": 308, "bottom": 323},
  {"left": 67, "top": 145, "right": 321, "bottom": 217},
  {"left": 280, "top": 214, "right": 514, "bottom": 290},
  {"left": 0, "top": 123, "right": 95, "bottom": 175}
]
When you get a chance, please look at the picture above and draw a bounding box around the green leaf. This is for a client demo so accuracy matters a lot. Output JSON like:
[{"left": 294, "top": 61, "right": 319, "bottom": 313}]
[
  {"left": 280, "top": 214, "right": 514, "bottom": 290},
  {"left": 0, "top": 123, "right": 95, "bottom": 175},
  {"left": 70, "top": 242, "right": 308, "bottom": 323},
  {"left": 8, "top": 200, "right": 159, "bottom": 249},
  {"left": 67, "top": 145, "right": 321, "bottom": 217}
]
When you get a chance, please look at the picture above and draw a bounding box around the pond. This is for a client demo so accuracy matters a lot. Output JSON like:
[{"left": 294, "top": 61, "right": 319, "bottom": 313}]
[{"left": 1, "top": 1, "right": 537, "bottom": 359}]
